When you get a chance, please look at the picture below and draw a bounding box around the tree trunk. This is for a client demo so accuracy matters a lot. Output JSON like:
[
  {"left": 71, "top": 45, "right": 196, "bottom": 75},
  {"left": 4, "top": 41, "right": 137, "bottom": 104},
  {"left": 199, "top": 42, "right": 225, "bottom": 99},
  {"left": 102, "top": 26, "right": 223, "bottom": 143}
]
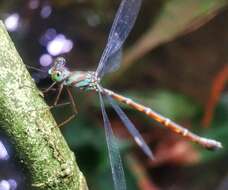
[{"left": 0, "top": 21, "right": 88, "bottom": 190}]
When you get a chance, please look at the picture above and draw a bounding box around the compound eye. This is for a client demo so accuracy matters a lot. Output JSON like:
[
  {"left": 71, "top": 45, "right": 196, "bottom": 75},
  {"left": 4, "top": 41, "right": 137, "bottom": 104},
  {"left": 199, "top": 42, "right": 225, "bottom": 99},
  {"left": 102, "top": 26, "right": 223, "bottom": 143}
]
[
  {"left": 52, "top": 71, "right": 62, "bottom": 82},
  {"left": 56, "top": 71, "right": 61, "bottom": 77}
]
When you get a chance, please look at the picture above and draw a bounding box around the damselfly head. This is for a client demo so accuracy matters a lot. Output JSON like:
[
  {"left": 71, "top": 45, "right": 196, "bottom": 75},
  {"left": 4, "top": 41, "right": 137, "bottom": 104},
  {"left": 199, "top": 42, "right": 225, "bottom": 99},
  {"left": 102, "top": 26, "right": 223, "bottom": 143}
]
[
  {"left": 54, "top": 57, "right": 66, "bottom": 67},
  {"left": 48, "top": 57, "right": 70, "bottom": 82}
]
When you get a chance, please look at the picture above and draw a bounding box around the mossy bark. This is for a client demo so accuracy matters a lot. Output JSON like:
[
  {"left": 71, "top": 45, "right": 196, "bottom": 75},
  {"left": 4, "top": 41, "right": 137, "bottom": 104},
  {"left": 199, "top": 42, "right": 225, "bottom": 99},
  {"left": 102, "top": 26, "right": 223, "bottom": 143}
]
[{"left": 0, "top": 21, "right": 88, "bottom": 190}]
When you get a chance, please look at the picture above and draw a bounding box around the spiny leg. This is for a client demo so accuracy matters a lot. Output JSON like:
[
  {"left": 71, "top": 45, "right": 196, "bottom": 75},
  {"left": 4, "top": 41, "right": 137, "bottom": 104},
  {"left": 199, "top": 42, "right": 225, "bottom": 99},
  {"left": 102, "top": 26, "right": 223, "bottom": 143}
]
[
  {"left": 26, "top": 64, "right": 47, "bottom": 73},
  {"left": 37, "top": 83, "right": 69, "bottom": 112},
  {"left": 40, "top": 87, "right": 58, "bottom": 92},
  {"left": 26, "top": 64, "right": 58, "bottom": 95},
  {"left": 25, "top": 83, "right": 74, "bottom": 126},
  {"left": 25, "top": 101, "right": 71, "bottom": 117},
  {"left": 37, "top": 83, "right": 57, "bottom": 97},
  {"left": 43, "top": 83, "right": 77, "bottom": 127},
  {"left": 49, "top": 102, "right": 71, "bottom": 110},
  {"left": 19, "top": 80, "right": 56, "bottom": 97},
  {"left": 38, "top": 82, "right": 63, "bottom": 110},
  {"left": 57, "top": 87, "right": 78, "bottom": 128},
  {"left": 53, "top": 83, "right": 64, "bottom": 106},
  {"left": 66, "top": 87, "right": 78, "bottom": 113},
  {"left": 43, "top": 82, "right": 57, "bottom": 94}
]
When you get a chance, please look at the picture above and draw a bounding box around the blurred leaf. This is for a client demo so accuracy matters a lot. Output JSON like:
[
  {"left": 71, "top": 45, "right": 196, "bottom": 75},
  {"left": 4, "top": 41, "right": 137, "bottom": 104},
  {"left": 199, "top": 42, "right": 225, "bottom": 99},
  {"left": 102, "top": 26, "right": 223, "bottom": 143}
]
[
  {"left": 154, "top": 139, "right": 200, "bottom": 166},
  {"left": 61, "top": 112, "right": 135, "bottom": 168},
  {"left": 111, "top": 0, "right": 228, "bottom": 82},
  {"left": 89, "top": 164, "right": 138, "bottom": 190},
  {"left": 148, "top": 90, "right": 199, "bottom": 120},
  {"left": 62, "top": 116, "right": 104, "bottom": 148},
  {"left": 62, "top": 112, "right": 133, "bottom": 148},
  {"left": 117, "top": 89, "right": 200, "bottom": 121},
  {"left": 61, "top": 114, "right": 140, "bottom": 190}
]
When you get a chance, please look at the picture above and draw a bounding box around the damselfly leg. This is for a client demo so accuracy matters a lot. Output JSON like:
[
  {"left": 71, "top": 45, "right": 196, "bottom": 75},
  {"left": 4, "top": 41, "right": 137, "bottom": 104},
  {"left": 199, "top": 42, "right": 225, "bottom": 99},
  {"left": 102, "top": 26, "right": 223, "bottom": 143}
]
[
  {"left": 42, "top": 82, "right": 57, "bottom": 94},
  {"left": 57, "top": 87, "right": 78, "bottom": 128},
  {"left": 26, "top": 64, "right": 78, "bottom": 127},
  {"left": 25, "top": 64, "right": 47, "bottom": 73},
  {"left": 53, "top": 83, "right": 63, "bottom": 106}
]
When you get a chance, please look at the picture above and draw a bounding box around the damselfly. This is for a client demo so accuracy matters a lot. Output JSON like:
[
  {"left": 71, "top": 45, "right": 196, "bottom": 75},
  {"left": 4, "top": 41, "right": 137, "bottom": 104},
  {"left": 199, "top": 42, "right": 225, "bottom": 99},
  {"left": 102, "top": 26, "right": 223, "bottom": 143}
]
[{"left": 31, "top": 0, "right": 222, "bottom": 189}]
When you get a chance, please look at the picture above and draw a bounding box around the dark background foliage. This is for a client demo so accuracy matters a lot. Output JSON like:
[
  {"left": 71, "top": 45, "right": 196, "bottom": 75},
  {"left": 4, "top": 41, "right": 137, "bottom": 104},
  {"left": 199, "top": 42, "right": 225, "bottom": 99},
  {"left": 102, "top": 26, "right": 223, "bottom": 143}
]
[{"left": 0, "top": 0, "right": 228, "bottom": 190}]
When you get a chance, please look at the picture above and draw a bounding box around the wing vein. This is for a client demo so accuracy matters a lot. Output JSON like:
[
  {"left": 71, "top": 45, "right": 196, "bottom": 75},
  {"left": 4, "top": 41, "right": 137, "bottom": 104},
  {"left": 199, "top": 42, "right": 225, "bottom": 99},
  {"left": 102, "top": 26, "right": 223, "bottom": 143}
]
[
  {"left": 96, "top": 0, "right": 142, "bottom": 78},
  {"left": 99, "top": 92, "right": 126, "bottom": 190},
  {"left": 106, "top": 95, "right": 154, "bottom": 160}
]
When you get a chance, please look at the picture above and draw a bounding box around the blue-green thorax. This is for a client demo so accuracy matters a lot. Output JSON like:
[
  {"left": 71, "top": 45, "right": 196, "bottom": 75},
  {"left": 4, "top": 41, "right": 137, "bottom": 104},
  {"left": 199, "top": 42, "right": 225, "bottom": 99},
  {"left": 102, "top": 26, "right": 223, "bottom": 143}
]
[
  {"left": 49, "top": 57, "right": 100, "bottom": 91},
  {"left": 65, "top": 71, "right": 100, "bottom": 91},
  {"left": 49, "top": 68, "right": 99, "bottom": 91}
]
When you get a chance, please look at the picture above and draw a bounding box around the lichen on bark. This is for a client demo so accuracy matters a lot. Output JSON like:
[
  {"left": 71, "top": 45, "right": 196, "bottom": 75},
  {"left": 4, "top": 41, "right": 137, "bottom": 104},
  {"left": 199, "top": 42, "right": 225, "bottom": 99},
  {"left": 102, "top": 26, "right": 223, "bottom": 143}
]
[{"left": 0, "top": 21, "right": 88, "bottom": 190}]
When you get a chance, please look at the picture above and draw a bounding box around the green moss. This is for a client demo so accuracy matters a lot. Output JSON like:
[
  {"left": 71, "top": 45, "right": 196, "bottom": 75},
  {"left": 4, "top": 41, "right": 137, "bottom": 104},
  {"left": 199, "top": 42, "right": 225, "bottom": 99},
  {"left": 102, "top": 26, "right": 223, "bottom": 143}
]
[{"left": 0, "top": 21, "right": 88, "bottom": 190}]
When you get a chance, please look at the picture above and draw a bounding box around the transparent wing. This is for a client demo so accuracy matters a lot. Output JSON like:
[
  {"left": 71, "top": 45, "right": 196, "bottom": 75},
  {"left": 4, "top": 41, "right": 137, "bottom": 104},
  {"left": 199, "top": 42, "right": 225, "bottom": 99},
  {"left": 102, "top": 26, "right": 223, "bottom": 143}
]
[
  {"left": 107, "top": 95, "right": 154, "bottom": 160},
  {"left": 96, "top": 0, "right": 142, "bottom": 78},
  {"left": 102, "top": 49, "right": 122, "bottom": 75},
  {"left": 99, "top": 92, "right": 126, "bottom": 190}
]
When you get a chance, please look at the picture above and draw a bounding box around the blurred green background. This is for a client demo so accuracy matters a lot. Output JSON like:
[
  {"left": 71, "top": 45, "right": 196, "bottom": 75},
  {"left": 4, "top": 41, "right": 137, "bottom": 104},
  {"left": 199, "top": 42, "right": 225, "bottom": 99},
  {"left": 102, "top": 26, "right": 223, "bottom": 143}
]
[{"left": 0, "top": 0, "right": 228, "bottom": 190}]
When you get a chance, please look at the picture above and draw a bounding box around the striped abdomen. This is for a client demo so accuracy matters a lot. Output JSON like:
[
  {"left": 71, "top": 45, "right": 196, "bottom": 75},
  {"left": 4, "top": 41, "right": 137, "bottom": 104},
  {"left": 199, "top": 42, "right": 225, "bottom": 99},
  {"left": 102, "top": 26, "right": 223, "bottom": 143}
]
[{"left": 102, "top": 88, "right": 222, "bottom": 150}]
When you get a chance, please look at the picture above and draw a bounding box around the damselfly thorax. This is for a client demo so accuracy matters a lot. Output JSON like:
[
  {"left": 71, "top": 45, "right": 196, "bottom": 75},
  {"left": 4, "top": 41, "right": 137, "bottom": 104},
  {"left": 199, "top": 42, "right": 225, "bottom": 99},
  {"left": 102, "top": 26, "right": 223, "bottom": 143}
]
[{"left": 65, "top": 71, "right": 101, "bottom": 91}]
